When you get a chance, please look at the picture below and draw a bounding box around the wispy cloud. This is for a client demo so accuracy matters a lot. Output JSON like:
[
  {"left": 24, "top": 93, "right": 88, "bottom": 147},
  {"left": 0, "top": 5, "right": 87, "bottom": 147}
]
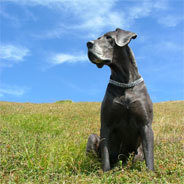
[
  {"left": 0, "top": 8, "right": 18, "bottom": 22},
  {"left": 33, "top": 24, "right": 68, "bottom": 39},
  {"left": 59, "top": 78, "right": 101, "bottom": 97},
  {"left": 0, "top": 85, "right": 28, "bottom": 97},
  {"left": 159, "top": 41, "right": 184, "bottom": 52},
  {"left": 2, "top": 0, "right": 179, "bottom": 39},
  {"left": 137, "top": 40, "right": 184, "bottom": 64},
  {"left": 50, "top": 53, "right": 87, "bottom": 65},
  {"left": 152, "top": 0, "right": 169, "bottom": 10},
  {"left": 157, "top": 15, "right": 184, "bottom": 27},
  {"left": 149, "top": 41, "right": 184, "bottom": 54},
  {"left": 0, "top": 44, "right": 30, "bottom": 67}
]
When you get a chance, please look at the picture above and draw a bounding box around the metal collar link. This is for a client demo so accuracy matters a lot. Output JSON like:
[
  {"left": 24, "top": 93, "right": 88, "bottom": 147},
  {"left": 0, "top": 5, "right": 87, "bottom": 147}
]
[{"left": 109, "top": 77, "right": 144, "bottom": 88}]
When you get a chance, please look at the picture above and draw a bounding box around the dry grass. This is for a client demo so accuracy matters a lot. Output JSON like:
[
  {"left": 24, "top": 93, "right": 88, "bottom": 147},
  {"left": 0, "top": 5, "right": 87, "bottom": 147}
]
[{"left": 0, "top": 100, "right": 183, "bottom": 183}]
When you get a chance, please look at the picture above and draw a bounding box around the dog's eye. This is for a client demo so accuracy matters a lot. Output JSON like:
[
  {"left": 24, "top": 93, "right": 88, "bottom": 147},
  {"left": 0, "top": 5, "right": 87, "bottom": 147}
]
[{"left": 106, "top": 35, "right": 112, "bottom": 40}]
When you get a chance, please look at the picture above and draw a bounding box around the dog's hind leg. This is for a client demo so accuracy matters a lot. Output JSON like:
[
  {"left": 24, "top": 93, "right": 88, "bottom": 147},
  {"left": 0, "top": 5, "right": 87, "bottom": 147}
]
[
  {"left": 86, "top": 134, "right": 100, "bottom": 156},
  {"left": 133, "top": 144, "right": 144, "bottom": 162}
]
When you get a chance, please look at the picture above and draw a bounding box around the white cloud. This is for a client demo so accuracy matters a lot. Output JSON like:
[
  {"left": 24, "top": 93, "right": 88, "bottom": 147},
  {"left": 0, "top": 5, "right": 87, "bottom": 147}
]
[
  {"left": 143, "top": 40, "right": 183, "bottom": 53},
  {"left": 1, "top": 0, "right": 114, "bottom": 9},
  {"left": 129, "top": 2, "right": 152, "bottom": 19},
  {"left": 50, "top": 53, "right": 87, "bottom": 65},
  {"left": 0, "top": 8, "right": 18, "bottom": 21},
  {"left": 153, "top": 0, "right": 169, "bottom": 10},
  {"left": 59, "top": 78, "right": 101, "bottom": 96},
  {"left": 0, "top": 44, "right": 30, "bottom": 67},
  {"left": 157, "top": 15, "right": 184, "bottom": 27},
  {"left": 158, "top": 41, "right": 184, "bottom": 52},
  {"left": 0, "top": 85, "right": 27, "bottom": 97},
  {"left": 1, "top": 0, "right": 153, "bottom": 37},
  {"left": 33, "top": 24, "right": 68, "bottom": 39},
  {"left": 2, "top": 0, "right": 181, "bottom": 38}
]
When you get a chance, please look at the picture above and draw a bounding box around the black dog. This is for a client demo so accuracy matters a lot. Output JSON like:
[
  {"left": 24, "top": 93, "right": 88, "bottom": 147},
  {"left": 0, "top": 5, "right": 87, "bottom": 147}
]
[{"left": 86, "top": 28, "right": 154, "bottom": 172}]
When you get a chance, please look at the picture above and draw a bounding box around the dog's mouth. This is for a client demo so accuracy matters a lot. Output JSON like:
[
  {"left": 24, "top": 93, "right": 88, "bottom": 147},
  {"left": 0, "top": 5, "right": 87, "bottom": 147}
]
[{"left": 88, "top": 51, "right": 111, "bottom": 68}]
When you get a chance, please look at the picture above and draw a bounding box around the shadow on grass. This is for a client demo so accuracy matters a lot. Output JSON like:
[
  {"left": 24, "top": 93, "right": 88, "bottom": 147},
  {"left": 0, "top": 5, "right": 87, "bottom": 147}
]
[
  {"left": 76, "top": 153, "right": 101, "bottom": 175},
  {"left": 68, "top": 151, "right": 146, "bottom": 176}
]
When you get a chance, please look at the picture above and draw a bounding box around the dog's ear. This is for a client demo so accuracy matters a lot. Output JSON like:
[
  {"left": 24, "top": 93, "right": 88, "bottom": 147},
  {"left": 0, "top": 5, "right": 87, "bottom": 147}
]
[{"left": 115, "top": 28, "right": 137, "bottom": 47}]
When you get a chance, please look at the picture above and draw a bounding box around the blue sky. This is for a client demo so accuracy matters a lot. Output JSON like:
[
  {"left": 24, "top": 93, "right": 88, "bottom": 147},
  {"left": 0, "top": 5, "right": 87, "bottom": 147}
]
[{"left": 0, "top": 0, "right": 184, "bottom": 103}]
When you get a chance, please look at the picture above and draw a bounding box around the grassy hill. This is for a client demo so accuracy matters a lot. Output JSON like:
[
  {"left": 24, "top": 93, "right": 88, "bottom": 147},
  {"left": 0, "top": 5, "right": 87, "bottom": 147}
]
[{"left": 0, "top": 101, "right": 183, "bottom": 183}]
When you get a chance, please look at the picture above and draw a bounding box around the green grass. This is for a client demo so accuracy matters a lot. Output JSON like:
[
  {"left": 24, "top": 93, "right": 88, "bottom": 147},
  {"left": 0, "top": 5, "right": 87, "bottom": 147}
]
[{"left": 0, "top": 101, "right": 184, "bottom": 183}]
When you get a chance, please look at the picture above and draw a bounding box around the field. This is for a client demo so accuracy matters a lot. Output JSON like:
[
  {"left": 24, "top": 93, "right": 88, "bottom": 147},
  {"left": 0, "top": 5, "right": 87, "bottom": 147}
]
[{"left": 0, "top": 101, "right": 184, "bottom": 183}]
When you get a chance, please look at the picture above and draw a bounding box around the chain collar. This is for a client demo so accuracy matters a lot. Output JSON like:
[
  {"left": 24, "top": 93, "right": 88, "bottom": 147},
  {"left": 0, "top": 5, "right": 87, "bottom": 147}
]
[{"left": 109, "top": 77, "right": 144, "bottom": 88}]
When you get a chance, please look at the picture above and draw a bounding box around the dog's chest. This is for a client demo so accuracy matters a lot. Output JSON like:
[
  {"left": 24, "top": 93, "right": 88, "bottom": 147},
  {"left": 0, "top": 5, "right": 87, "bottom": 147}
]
[
  {"left": 104, "top": 85, "right": 150, "bottom": 124},
  {"left": 109, "top": 91, "right": 148, "bottom": 123},
  {"left": 112, "top": 90, "right": 136, "bottom": 110}
]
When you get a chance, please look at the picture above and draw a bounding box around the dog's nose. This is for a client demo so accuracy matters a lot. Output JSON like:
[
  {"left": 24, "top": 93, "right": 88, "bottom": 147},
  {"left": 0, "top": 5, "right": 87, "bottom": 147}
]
[{"left": 87, "top": 41, "right": 94, "bottom": 49}]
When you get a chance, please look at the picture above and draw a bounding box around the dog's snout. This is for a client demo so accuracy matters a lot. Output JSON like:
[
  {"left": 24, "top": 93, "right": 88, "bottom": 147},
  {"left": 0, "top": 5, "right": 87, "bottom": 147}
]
[{"left": 87, "top": 41, "right": 94, "bottom": 49}]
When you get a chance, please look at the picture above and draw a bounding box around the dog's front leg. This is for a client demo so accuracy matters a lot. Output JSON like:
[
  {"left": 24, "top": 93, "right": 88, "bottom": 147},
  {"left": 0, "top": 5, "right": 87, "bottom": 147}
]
[
  {"left": 100, "top": 127, "right": 110, "bottom": 172},
  {"left": 140, "top": 124, "right": 154, "bottom": 171}
]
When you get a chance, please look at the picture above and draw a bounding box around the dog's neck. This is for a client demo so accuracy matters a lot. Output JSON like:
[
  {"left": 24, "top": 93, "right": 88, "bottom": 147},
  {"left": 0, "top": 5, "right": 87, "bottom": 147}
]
[{"left": 110, "top": 45, "right": 141, "bottom": 83}]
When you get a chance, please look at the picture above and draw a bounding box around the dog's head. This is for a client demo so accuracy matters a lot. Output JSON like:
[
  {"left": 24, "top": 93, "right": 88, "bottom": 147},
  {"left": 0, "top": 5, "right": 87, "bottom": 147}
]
[{"left": 87, "top": 28, "right": 137, "bottom": 68}]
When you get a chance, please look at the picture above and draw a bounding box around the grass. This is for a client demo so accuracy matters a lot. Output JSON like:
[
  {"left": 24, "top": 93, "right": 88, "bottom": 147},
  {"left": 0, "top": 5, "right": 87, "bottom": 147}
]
[{"left": 0, "top": 100, "right": 184, "bottom": 183}]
